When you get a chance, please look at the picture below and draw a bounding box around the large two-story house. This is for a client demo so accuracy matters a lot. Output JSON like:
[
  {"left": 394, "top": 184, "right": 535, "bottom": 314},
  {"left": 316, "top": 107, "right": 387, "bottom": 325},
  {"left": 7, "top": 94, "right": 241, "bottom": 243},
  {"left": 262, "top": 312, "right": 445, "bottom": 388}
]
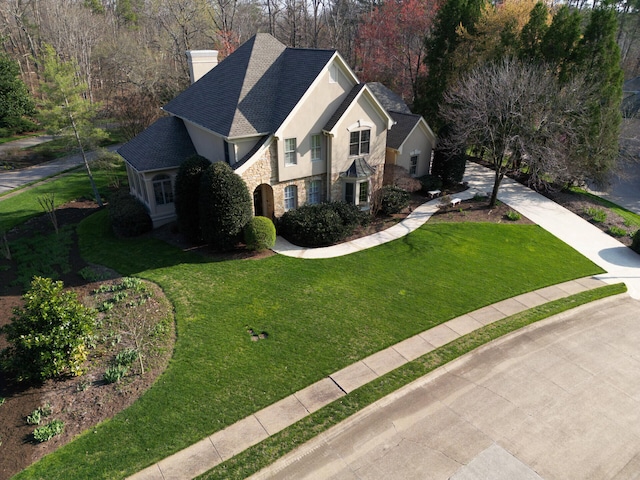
[{"left": 118, "top": 33, "right": 436, "bottom": 227}]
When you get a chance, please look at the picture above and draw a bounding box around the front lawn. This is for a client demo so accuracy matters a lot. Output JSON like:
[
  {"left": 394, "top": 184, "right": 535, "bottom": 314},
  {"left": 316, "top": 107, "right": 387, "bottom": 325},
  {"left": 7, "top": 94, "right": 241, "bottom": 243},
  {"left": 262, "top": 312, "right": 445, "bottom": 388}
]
[
  {"left": 14, "top": 210, "right": 604, "bottom": 479},
  {"left": 0, "top": 164, "right": 126, "bottom": 231}
]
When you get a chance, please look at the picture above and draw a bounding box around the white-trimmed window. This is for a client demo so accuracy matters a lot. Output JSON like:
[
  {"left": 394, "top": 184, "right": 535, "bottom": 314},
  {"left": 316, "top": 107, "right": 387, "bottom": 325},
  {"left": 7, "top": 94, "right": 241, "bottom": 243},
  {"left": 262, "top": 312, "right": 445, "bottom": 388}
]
[
  {"left": 410, "top": 155, "right": 418, "bottom": 175},
  {"left": 344, "top": 180, "right": 370, "bottom": 207},
  {"left": 308, "top": 180, "right": 321, "bottom": 204},
  {"left": 284, "top": 138, "right": 297, "bottom": 165},
  {"left": 153, "top": 174, "right": 173, "bottom": 205},
  {"left": 349, "top": 130, "right": 370, "bottom": 156},
  {"left": 284, "top": 185, "right": 297, "bottom": 211},
  {"left": 311, "top": 134, "right": 322, "bottom": 162}
]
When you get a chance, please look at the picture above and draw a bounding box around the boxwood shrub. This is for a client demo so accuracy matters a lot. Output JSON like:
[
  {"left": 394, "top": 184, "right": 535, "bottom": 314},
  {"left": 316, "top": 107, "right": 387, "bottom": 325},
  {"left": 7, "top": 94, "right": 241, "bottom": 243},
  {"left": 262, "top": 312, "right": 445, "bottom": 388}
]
[
  {"left": 418, "top": 174, "right": 442, "bottom": 192},
  {"left": 244, "top": 216, "right": 276, "bottom": 250},
  {"left": 379, "top": 186, "right": 410, "bottom": 215},
  {"left": 174, "top": 155, "right": 210, "bottom": 241},
  {"left": 279, "top": 202, "right": 368, "bottom": 247},
  {"left": 632, "top": 229, "right": 640, "bottom": 254},
  {"left": 108, "top": 190, "right": 152, "bottom": 237}
]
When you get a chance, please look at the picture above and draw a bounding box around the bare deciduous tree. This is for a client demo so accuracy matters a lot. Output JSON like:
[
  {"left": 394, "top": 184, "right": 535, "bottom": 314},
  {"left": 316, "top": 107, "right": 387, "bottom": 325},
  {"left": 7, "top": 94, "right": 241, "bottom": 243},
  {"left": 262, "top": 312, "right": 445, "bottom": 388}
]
[{"left": 441, "top": 58, "right": 592, "bottom": 207}]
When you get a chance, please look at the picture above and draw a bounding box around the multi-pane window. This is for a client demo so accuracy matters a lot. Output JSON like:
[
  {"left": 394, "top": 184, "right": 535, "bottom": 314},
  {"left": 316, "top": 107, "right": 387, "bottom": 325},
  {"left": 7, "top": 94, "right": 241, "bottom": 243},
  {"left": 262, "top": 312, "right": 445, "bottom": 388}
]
[
  {"left": 410, "top": 155, "right": 418, "bottom": 175},
  {"left": 349, "top": 130, "right": 370, "bottom": 156},
  {"left": 153, "top": 174, "right": 173, "bottom": 205},
  {"left": 284, "top": 138, "right": 297, "bottom": 165},
  {"left": 308, "top": 180, "right": 321, "bottom": 204},
  {"left": 284, "top": 185, "right": 297, "bottom": 211},
  {"left": 311, "top": 134, "right": 322, "bottom": 162},
  {"left": 344, "top": 181, "right": 369, "bottom": 207},
  {"left": 358, "top": 181, "right": 369, "bottom": 205}
]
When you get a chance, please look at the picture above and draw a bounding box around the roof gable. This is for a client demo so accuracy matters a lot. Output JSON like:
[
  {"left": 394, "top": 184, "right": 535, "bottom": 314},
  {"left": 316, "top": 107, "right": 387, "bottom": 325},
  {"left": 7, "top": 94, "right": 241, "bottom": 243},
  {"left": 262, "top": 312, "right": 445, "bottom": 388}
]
[
  {"left": 164, "top": 34, "right": 335, "bottom": 139},
  {"left": 323, "top": 83, "right": 394, "bottom": 134}
]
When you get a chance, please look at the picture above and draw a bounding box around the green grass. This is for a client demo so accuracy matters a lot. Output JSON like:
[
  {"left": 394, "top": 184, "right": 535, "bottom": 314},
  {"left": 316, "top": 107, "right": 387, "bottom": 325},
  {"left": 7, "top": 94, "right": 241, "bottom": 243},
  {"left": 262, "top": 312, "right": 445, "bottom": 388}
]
[
  {"left": 13, "top": 210, "right": 604, "bottom": 479},
  {"left": 200, "top": 283, "right": 626, "bottom": 479},
  {"left": 571, "top": 187, "right": 640, "bottom": 229},
  {"left": 0, "top": 164, "right": 127, "bottom": 231}
]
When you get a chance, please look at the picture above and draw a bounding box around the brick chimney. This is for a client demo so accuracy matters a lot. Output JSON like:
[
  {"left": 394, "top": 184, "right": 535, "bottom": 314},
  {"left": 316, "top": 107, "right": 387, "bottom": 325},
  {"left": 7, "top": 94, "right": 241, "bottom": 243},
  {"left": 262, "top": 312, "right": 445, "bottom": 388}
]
[{"left": 186, "top": 50, "right": 219, "bottom": 84}]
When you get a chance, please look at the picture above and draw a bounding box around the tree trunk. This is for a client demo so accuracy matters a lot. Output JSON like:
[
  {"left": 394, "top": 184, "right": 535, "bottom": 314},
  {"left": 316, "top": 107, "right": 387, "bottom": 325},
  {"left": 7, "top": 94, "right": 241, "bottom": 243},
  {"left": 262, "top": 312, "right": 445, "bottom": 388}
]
[{"left": 489, "top": 169, "right": 503, "bottom": 208}]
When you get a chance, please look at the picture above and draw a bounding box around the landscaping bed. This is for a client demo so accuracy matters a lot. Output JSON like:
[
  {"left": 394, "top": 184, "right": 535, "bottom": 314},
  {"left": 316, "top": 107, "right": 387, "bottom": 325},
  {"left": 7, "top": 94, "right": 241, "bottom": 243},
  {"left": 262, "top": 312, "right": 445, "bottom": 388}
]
[{"left": 0, "top": 201, "right": 175, "bottom": 480}]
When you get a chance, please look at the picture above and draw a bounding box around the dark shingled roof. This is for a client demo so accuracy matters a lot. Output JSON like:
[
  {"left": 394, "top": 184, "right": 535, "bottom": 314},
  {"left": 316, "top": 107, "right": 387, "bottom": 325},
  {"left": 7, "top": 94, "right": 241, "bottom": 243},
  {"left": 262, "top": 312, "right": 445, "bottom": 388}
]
[
  {"left": 117, "top": 116, "right": 196, "bottom": 171},
  {"left": 367, "top": 82, "right": 412, "bottom": 114},
  {"left": 323, "top": 83, "right": 366, "bottom": 132},
  {"left": 164, "top": 34, "right": 335, "bottom": 138},
  {"left": 387, "top": 111, "right": 421, "bottom": 150},
  {"left": 340, "top": 157, "right": 375, "bottom": 178},
  {"left": 623, "top": 93, "right": 640, "bottom": 118}
]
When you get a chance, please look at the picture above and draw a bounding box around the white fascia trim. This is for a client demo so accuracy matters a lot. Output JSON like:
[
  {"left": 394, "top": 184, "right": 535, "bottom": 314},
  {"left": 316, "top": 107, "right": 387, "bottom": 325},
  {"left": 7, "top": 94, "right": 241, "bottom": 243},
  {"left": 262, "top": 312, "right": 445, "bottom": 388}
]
[
  {"left": 234, "top": 135, "right": 274, "bottom": 176},
  {"left": 325, "top": 85, "right": 394, "bottom": 136},
  {"left": 274, "top": 51, "right": 358, "bottom": 139}
]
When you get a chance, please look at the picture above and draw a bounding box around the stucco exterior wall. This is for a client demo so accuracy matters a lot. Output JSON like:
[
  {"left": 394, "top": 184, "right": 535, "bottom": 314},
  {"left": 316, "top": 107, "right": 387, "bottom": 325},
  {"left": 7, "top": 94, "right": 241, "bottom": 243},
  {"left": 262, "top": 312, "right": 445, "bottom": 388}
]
[
  {"left": 276, "top": 59, "right": 356, "bottom": 183},
  {"left": 395, "top": 123, "right": 434, "bottom": 178}
]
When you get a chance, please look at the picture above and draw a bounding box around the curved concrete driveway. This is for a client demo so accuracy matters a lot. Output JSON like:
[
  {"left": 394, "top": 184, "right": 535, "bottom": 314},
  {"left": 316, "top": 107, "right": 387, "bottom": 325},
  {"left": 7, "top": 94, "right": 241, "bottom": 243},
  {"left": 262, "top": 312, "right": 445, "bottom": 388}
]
[
  {"left": 462, "top": 162, "right": 640, "bottom": 300},
  {"left": 251, "top": 294, "right": 640, "bottom": 480}
]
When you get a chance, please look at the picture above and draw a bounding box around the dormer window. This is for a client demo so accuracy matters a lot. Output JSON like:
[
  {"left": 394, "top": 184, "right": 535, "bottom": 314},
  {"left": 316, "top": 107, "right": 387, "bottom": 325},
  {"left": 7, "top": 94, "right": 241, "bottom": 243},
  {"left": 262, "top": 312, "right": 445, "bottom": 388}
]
[{"left": 349, "top": 130, "right": 370, "bottom": 156}]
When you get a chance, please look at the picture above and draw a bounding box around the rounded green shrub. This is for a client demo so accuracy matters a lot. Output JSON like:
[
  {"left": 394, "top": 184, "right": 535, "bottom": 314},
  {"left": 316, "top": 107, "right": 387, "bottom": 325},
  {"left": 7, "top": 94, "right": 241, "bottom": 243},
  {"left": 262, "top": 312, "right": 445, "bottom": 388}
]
[
  {"left": 244, "top": 216, "right": 276, "bottom": 250},
  {"left": 279, "top": 202, "right": 367, "bottom": 247},
  {"left": 418, "top": 174, "right": 443, "bottom": 192},
  {"left": 199, "top": 162, "right": 252, "bottom": 251},
  {"left": 631, "top": 229, "right": 640, "bottom": 254},
  {"left": 379, "top": 186, "right": 410, "bottom": 215},
  {"left": 175, "top": 155, "right": 210, "bottom": 241},
  {"left": 108, "top": 189, "right": 152, "bottom": 237},
  {"left": 1, "top": 277, "right": 95, "bottom": 382}
]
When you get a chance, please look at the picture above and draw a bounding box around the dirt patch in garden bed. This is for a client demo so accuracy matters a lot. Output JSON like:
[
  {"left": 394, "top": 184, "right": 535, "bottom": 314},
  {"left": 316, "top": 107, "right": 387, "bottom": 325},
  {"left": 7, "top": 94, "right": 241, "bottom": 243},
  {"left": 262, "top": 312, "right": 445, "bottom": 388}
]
[{"left": 0, "top": 202, "right": 175, "bottom": 480}]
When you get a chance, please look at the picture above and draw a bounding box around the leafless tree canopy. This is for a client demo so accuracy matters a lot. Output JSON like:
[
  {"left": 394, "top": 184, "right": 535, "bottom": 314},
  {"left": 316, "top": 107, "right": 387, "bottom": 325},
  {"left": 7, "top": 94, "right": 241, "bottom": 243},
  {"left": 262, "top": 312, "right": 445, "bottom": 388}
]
[{"left": 440, "top": 58, "right": 593, "bottom": 206}]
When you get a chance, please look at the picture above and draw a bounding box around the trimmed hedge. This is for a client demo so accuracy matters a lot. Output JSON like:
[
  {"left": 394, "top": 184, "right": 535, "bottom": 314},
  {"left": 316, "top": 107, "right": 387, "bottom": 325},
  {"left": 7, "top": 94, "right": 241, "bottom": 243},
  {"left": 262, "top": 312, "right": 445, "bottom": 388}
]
[
  {"left": 379, "top": 186, "right": 410, "bottom": 215},
  {"left": 431, "top": 148, "right": 466, "bottom": 185},
  {"left": 632, "top": 229, "right": 640, "bottom": 254},
  {"left": 199, "top": 162, "right": 252, "bottom": 251},
  {"left": 244, "top": 216, "right": 276, "bottom": 251},
  {"left": 418, "top": 174, "right": 443, "bottom": 192},
  {"left": 279, "top": 202, "right": 368, "bottom": 247},
  {"left": 108, "top": 190, "right": 152, "bottom": 237},
  {"left": 175, "top": 155, "right": 210, "bottom": 241}
]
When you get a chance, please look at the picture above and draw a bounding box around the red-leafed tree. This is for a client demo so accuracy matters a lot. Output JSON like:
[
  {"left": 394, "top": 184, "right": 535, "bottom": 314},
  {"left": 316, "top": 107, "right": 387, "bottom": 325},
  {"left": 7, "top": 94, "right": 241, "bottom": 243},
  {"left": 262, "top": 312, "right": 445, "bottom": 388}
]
[{"left": 355, "top": 0, "right": 440, "bottom": 103}]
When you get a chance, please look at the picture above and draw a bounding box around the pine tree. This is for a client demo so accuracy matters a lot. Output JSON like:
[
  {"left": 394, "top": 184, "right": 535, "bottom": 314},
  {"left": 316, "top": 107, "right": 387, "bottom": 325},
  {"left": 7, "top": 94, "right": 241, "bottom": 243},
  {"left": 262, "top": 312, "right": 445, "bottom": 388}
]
[
  {"left": 568, "top": 6, "right": 624, "bottom": 188},
  {"left": 0, "top": 52, "right": 36, "bottom": 135},
  {"left": 415, "top": 0, "right": 486, "bottom": 127},
  {"left": 540, "top": 5, "right": 581, "bottom": 81},
  {"left": 519, "top": 2, "right": 549, "bottom": 61},
  {"left": 39, "top": 44, "right": 107, "bottom": 206}
]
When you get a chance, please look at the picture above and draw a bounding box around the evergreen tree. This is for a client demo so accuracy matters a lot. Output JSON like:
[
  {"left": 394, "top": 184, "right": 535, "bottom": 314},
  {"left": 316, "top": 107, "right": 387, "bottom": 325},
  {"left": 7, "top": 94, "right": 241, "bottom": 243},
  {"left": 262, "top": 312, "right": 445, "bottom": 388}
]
[
  {"left": 415, "top": 0, "right": 486, "bottom": 127},
  {"left": 198, "top": 162, "right": 252, "bottom": 251},
  {"left": 540, "top": 5, "right": 581, "bottom": 80},
  {"left": 39, "top": 44, "right": 107, "bottom": 206},
  {"left": 0, "top": 52, "right": 36, "bottom": 135},
  {"left": 568, "top": 6, "right": 624, "bottom": 188},
  {"left": 175, "top": 154, "right": 210, "bottom": 242},
  {"left": 519, "top": 2, "right": 549, "bottom": 61}
]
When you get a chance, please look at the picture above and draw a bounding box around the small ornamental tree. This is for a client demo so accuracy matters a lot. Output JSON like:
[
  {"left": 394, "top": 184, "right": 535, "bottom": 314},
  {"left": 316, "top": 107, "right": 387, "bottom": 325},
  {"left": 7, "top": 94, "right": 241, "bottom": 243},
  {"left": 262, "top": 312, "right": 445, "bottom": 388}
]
[
  {"left": 175, "top": 155, "right": 210, "bottom": 241},
  {"left": 1, "top": 277, "right": 95, "bottom": 382},
  {"left": 199, "top": 162, "right": 252, "bottom": 250}
]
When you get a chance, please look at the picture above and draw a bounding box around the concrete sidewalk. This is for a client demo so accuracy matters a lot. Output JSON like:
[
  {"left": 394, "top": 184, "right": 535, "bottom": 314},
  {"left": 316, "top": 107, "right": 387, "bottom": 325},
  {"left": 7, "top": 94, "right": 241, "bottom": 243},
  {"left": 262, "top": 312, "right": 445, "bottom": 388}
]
[
  {"left": 251, "top": 294, "right": 640, "bottom": 480},
  {"left": 128, "top": 276, "right": 609, "bottom": 480}
]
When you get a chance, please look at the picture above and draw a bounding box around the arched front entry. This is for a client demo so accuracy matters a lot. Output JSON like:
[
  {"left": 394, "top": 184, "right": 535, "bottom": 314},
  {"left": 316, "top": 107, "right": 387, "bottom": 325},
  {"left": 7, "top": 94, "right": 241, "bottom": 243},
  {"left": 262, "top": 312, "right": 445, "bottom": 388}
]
[{"left": 253, "top": 184, "right": 274, "bottom": 219}]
